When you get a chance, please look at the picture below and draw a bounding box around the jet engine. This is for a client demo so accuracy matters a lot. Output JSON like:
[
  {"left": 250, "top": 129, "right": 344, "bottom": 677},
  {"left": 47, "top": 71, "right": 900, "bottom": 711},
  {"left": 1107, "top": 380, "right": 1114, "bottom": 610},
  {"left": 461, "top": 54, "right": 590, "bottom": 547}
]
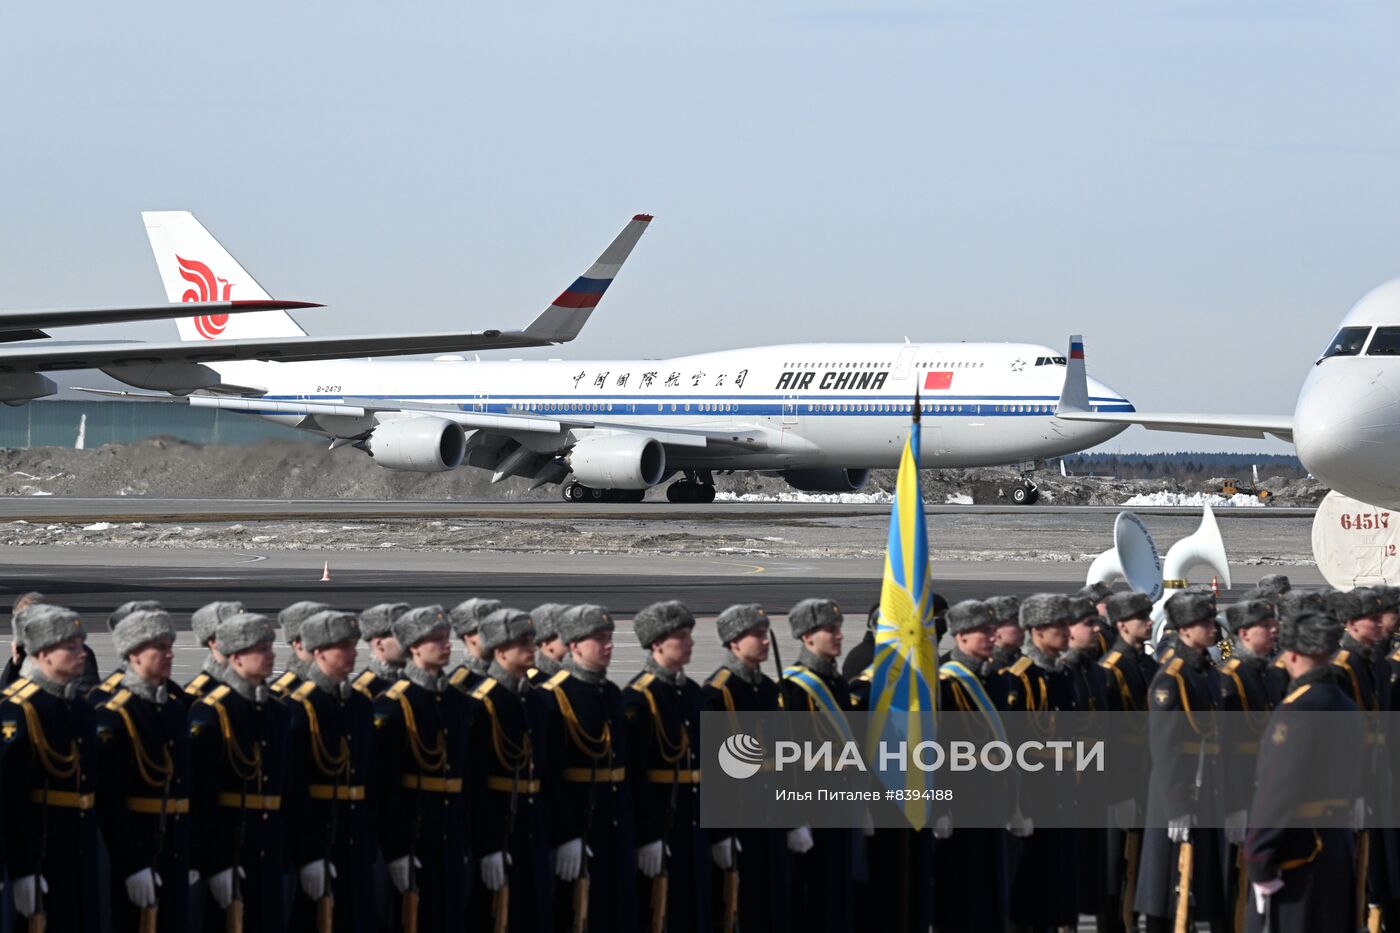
[
  {"left": 781, "top": 468, "right": 871, "bottom": 493},
  {"left": 569, "top": 434, "right": 666, "bottom": 489},
  {"left": 365, "top": 417, "right": 466, "bottom": 472}
]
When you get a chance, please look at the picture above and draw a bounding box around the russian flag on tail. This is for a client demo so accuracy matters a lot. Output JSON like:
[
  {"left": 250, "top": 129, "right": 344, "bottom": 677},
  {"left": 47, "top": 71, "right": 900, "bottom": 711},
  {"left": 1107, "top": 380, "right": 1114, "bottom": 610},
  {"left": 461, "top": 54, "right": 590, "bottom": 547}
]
[{"left": 546, "top": 214, "right": 653, "bottom": 311}]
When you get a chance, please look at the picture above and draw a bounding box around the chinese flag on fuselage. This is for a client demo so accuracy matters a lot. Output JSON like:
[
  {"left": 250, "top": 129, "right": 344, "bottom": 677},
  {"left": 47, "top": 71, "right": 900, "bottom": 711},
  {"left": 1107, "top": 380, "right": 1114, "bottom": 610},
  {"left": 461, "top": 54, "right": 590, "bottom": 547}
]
[{"left": 923, "top": 371, "right": 953, "bottom": 390}]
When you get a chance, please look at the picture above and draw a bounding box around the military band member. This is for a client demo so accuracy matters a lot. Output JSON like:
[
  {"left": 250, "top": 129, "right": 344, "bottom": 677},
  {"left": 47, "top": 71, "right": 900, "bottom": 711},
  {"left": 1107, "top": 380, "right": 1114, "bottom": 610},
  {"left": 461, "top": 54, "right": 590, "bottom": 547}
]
[
  {"left": 703, "top": 603, "right": 789, "bottom": 933},
  {"left": 987, "top": 594, "right": 1023, "bottom": 672},
  {"left": 189, "top": 613, "right": 292, "bottom": 933},
  {"left": 778, "top": 598, "right": 858, "bottom": 933},
  {"left": 466, "top": 608, "right": 552, "bottom": 933},
  {"left": 538, "top": 604, "right": 637, "bottom": 933},
  {"left": 529, "top": 602, "right": 571, "bottom": 684},
  {"left": 372, "top": 606, "right": 472, "bottom": 933},
  {"left": 625, "top": 600, "right": 710, "bottom": 933},
  {"left": 1246, "top": 610, "right": 1363, "bottom": 933},
  {"left": 271, "top": 600, "right": 331, "bottom": 697},
  {"left": 353, "top": 602, "right": 409, "bottom": 700},
  {"left": 0, "top": 605, "right": 102, "bottom": 932},
  {"left": 1135, "top": 592, "right": 1228, "bottom": 932},
  {"left": 95, "top": 610, "right": 193, "bottom": 933},
  {"left": 185, "top": 600, "right": 243, "bottom": 703},
  {"left": 448, "top": 596, "right": 503, "bottom": 693},
  {"left": 287, "top": 610, "right": 378, "bottom": 932},
  {"left": 89, "top": 599, "right": 164, "bottom": 700}
]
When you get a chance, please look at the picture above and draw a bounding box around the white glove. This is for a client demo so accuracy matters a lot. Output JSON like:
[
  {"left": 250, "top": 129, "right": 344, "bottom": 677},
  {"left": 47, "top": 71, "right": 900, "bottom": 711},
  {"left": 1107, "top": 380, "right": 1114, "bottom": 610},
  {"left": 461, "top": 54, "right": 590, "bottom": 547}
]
[
  {"left": 711, "top": 837, "right": 736, "bottom": 870},
  {"left": 1005, "top": 812, "right": 1034, "bottom": 838},
  {"left": 1352, "top": 797, "right": 1367, "bottom": 833},
  {"left": 638, "top": 840, "right": 664, "bottom": 878},
  {"left": 555, "top": 838, "right": 584, "bottom": 881},
  {"left": 12, "top": 875, "right": 48, "bottom": 918},
  {"left": 480, "top": 851, "right": 508, "bottom": 891},
  {"left": 1109, "top": 798, "right": 1137, "bottom": 831},
  {"left": 933, "top": 815, "right": 953, "bottom": 839},
  {"left": 387, "top": 856, "right": 421, "bottom": 894},
  {"left": 188, "top": 870, "right": 201, "bottom": 886},
  {"left": 299, "top": 859, "right": 336, "bottom": 900},
  {"left": 1253, "top": 876, "right": 1283, "bottom": 914},
  {"left": 1225, "top": 809, "right": 1248, "bottom": 845},
  {"left": 786, "top": 825, "right": 815, "bottom": 854},
  {"left": 125, "top": 868, "right": 161, "bottom": 908},
  {"left": 208, "top": 867, "right": 244, "bottom": 910},
  {"left": 1168, "top": 814, "right": 1193, "bottom": 844}
]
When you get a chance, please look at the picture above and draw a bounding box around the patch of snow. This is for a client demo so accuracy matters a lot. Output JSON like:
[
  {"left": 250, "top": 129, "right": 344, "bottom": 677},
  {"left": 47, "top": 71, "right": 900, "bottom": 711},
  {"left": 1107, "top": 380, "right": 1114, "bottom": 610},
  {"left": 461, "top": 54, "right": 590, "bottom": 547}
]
[
  {"left": 23, "top": 489, "right": 52, "bottom": 497},
  {"left": 945, "top": 494, "right": 974, "bottom": 505},
  {"left": 714, "top": 490, "right": 894, "bottom": 505},
  {"left": 82, "top": 522, "right": 114, "bottom": 531},
  {"left": 1121, "top": 491, "right": 1266, "bottom": 508}
]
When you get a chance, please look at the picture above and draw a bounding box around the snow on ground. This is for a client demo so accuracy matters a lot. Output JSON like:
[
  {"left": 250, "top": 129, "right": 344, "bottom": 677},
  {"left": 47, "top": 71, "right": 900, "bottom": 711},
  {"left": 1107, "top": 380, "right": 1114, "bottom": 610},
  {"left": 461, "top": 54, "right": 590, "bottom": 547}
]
[
  {"left": 1121, "top": 491, "right": 1267, "bottom": 508},
  {"left": 713, "top": 490, "right": 895, "bottom": 505}
]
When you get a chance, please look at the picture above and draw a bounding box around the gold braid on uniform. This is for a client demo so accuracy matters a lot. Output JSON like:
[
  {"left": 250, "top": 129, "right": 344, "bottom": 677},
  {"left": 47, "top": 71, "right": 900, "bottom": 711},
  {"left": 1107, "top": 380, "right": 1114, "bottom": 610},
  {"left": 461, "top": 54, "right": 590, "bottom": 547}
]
[
  {"left": 16, "top": 689, "right": 81, "bottom": 782},
  {"left": 111, "top": 693, "right": 173, "bottom": 789},
  {"left": 211, "top": 698, "right": 263, "bottom": 785},
  {"left": 295, "top": 687, "right": 351, "bottom": 782},
  {"left": 392, "top": 685, "right": 447, "bottom": 774},
  {"left": 472, "top": 683, "right": 533, "bottom": 777},
  {"left": 549, "top": 683, "right": 613, "bottom": 763},
  {"left": 639, "top": 683, "right": 690, "bottom": 766}
]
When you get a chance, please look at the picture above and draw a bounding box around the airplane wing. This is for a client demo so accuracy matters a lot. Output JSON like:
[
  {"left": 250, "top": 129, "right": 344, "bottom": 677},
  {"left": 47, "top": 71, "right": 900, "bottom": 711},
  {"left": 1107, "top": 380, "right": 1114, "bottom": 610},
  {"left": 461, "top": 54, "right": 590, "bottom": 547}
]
[
  {"left": 0, "top": 300, "right": 320, "bottom": 335},
  {"left": 1053, "top": 333, "right": 1295, "bottom": 442}
]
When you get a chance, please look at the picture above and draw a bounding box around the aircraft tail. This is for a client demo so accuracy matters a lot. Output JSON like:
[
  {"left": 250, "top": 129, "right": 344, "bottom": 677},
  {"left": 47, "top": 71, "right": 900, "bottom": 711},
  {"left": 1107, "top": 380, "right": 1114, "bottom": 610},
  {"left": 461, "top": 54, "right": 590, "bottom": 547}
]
[
  {"left": 1055, "top": 334, "right": 1090, "bottom": 415},
  {"left": 142, "top": 211, "right": 308, "bottom": 342}
]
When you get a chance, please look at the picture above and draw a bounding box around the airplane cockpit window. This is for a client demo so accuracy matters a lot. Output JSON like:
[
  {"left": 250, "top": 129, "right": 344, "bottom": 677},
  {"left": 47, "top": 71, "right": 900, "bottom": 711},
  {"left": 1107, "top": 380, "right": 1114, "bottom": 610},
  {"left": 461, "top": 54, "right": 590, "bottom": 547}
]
[
  {"left": 1366, "top": 326, "right": 1400, "bottom": 356},
  {"left": 1052, "top": 356, "right": 1066, "bottom": 365},
  {"left": 1319, "top": 326, "right": 1371, "bottom": 360}
]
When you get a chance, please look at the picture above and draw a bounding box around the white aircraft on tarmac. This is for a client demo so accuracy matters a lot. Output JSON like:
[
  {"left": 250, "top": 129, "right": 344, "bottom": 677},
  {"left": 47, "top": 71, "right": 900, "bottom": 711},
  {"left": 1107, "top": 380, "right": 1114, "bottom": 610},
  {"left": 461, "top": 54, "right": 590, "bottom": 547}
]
[
  {"left": 1057, "top": 278, "right": 1400, "bottom": 510},
  {"left": 95, "top": 212, "right": 1138, "bottom": 503}
]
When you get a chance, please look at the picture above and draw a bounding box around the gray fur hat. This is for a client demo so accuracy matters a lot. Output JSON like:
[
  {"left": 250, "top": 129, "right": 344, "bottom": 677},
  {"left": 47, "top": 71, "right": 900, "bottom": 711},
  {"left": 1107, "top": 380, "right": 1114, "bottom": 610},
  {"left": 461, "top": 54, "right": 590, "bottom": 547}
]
[
  {"left": 716, "top": 604, "right": 769, "bottom": 645},
  {"left": 1372, "top": 584, "right": 1400, "bottom": 612},
  {"left": 788, "top": 598, "right": 842, "bottom": 640},
  {"left": 1018, "top": 594, "right": 1073, "bottom": 630},
  {"left": 108, "top": 600, "right": 162, "bottom": 632},
  {"left": 359, "top": 603, "right": 410, "bottom": 641},
  {"left": 1256, "top": 574, "right": 1292, "bottom": 597},
  {"left": 279, "top": 601, "right": 331, "bottom": 643},
  {"left": 1278, "top": 610, "right": 1341, "bottom": 656},
  {"left": 1078, "top": 582, "right": 1113, "bottom": 605},
  {"left": 1325, "top": 590, "right": 1364, "bottom": 624},
  {"left": 986, "top": 595, "right": 1021, "bottom": 627},
  {"left": 946, "top": 599, "right": 994, "bottom": 636},
  {"left": 192, "top": 601, "right": 244, "bottom": 647},
  {"left": 479, "top": 608, "right": 535, "bottom": 653},
  {"left": 1164, "top": 592, "right": 1216, "bottom": 631},
  {"left": 392, "top": 605, "right": 450, "bottom": 650},
  {"left": 449, "top": 598, "right": 503, "bottom": 637},
  {"left": 215, "top": 613, "right": 276, "bottom": 656},
  {"left": 1224, "top": 599, "right": 1276, "bottom": 635},
  {"left": 1105, "top": 591, "right": 1153, "bottom": 624},
  {"left": 18, "top": 604, "right": 84, "bottom": 654},
  {"left": 531, "top": 604, "right": 571, "bottom": 643},
  {"left": 300, "top": 610, "right": 361, "bottom": 652},
  {"left": 1068, "top": 596, "right": 1097, "bottom": 622},
  {"left": 556, "top": 605, "right": 614, "bottom": 645},
  {"left": 113, "top": 609, "right": 176, "bottom": 659},
  {"left": 1351, "top": 587, "right": 1386, "bottom": 618},
  {"left": 1277, "top": 589, "right": 1328, "bottom": 621},
  {"left": 635, "top": 600, "right": 697, "bottom": 649}
]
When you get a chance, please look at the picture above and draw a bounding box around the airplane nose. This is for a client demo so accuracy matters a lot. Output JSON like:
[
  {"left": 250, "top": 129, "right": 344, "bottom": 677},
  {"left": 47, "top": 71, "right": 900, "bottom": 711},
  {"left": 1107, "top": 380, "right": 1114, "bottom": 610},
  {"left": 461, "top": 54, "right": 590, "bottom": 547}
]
[{"left": 1294, "top": 364, "right": 1400, "bottom": 507}]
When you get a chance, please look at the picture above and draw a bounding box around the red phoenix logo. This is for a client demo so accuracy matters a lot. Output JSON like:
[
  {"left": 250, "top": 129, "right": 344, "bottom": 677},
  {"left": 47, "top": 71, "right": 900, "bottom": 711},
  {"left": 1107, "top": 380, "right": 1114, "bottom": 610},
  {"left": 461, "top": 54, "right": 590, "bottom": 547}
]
[{"left": 177, "top": 255, "right": 233, "bottom": 339}]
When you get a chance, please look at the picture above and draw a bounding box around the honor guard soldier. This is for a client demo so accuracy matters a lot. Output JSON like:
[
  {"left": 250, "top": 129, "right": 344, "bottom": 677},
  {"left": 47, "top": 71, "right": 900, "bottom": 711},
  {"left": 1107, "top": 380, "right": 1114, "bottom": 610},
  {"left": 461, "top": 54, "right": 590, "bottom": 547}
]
[
  {"left": 0, "top": 605, "right": 101, "bottom": 931},
  {"left": 1065, "top": 596, "right": 1115, "bottom": 931},
  {"left": 1000, "top": 594, "right": 1079, "bottom": 933},
  {"left": 1099, "top": 591, "right": 1160, "bottom": 931},
  {"left": 372, "top": 606, "right": 472, "bottom": 933},
  {"left": 89, "top": 599, "right": 164, "bottom": 700},
  {"left": 778, "top": 598, "right": 859, "bottom": 933},
  {"left": 448, "top": 596, "right": 503, "bottom": 693},
  {"left": 703, "top": 603, "right": 790, "bottom": 933},
  {"left": 1078, "top": 582, "right": 1117, "bottom": 655},
  {"left": 286, "top": 611, "right": 377, "bottom": 933},
  {"left": 185, "top": 601, "right": 243, "bottom": 703},
  {"left": 271, "top": 600, "right": 331, "bottom": 697},
  {"left": 625, "top": 600, "right": 710, "bottom": 933},
  {"left": 988, "top": 595, "right": 1023, "bottom": 672},
  {"left": 95, "top": 610, "right": 193, "bottom": 933},
  {"left": 189, "top": 613, "right": 292, "bottom": 933},
  {"left": 538, "top": 604, "right": 637, "bottom": 933},
  {"left": 1246, "top": 610, "right": 1365, "bottom": 932},
  {"left": 529, "top": 602, "right": 571, "bottom": 684},
  {"left": 1136, "top": 592, "right": 1228, "bottom": 932},
  {"left": 466, "top": 608, "right": 552, "bottom": 933},
  {"left": 3, "top": 592, "right": 102, "bottom": 693},
  {"left": 352, "top": 602, "right": 409, "bottom": 700},
  {"left": 934, "top": 600, "right": 1010, "bottom": 932}
]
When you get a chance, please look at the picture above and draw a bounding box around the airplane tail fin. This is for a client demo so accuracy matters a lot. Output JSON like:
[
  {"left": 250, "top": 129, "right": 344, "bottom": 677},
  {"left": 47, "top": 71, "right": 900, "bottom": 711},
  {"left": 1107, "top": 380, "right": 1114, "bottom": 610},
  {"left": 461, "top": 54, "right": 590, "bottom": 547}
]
[
  {"left": 142, "top": 211, "right": 308, "bottom": 342},
  {"left": 522, "top": 214, "right": 653, "bottom": 343},
  {"left": 1055, "top": 334, "right": 1090, "bottom": 415}
]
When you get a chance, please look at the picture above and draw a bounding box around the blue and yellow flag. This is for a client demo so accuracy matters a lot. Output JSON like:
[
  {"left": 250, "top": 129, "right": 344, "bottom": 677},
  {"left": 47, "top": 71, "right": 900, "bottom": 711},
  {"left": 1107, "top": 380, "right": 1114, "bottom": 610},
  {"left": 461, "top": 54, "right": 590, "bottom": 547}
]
[{"left": 867, "top": 392, "right": 939, "bottom": 828}]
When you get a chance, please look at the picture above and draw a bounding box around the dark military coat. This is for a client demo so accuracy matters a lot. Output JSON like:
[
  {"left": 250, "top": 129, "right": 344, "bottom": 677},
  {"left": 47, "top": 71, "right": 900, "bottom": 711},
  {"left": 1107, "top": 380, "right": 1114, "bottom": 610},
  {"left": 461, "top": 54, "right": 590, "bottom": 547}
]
[
  {"left": 95, "top": 684, "right": 193, "bottom": 933},
  {"left": 350, "top": 664, "right": 399, "bottom": 702},
  {"left": 1215, "top": 650, "right": 1284, "bottom": 818}
]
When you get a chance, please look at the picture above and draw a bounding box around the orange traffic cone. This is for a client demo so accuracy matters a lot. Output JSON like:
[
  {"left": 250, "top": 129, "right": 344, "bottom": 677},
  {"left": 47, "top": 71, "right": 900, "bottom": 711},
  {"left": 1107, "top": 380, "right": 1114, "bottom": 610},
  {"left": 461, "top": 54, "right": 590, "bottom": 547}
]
[
  {"left": 321, "top": 561, "right": 331, "bottom": 583},
  {"left": 1211, "top": 575, "right": 1219, "bottom": 598}
]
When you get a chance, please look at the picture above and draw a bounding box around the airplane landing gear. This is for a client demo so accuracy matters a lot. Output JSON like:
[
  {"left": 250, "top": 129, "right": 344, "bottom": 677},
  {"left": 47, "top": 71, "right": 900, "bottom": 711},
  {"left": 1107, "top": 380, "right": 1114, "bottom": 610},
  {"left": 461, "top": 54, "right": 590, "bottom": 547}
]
[
  {"left": 561, "top": 482, "right": 646, "bottom": 503},
  {"left": 1011, "top": 478, "right": 1039, "bottom": 505},
  {"left": 665, "top": 471, "right": 717, "bottom": 503}
]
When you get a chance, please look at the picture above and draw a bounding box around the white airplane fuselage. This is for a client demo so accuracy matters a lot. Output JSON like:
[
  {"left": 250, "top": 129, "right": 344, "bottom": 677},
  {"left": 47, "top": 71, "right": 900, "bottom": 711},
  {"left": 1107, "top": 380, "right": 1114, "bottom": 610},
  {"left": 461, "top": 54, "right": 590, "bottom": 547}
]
[{"left": 212, "top": 340, "right": 1133, "bottom": 472}]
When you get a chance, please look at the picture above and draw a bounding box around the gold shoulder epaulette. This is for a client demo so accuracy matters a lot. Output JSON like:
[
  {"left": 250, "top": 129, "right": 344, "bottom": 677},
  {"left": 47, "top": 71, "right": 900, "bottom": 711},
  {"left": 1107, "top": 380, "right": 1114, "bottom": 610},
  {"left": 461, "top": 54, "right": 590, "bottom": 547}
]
[
  {"left": 106, "top": 688, "right": 132, "bottom": 710},
  {"left": 1332, "top": 650, "right": 1351, "bottom": 668},
  {"left": 938, "top": 667, "right": 953, "bottom": 681},
  {"left": 856, "top": 669, "right": 873, "bottom": 683},
  {"left": 1165, "top": 657, "right": 1184, "bottom": 676},
  {"left": 8, "top": 681, "right": 39, "bottom": 706},
  {"left": 526, "top": 667, "right": 539, "bottom": 679},
  {"left": 628, "top": 671, "right": 655, "bottom": 692},
  {"left": 354, "top": 670, "right": 376, "bottom": 688},
  {"left": 543, "top": 670, "right": 569, "bottom": 691},
  {"left": 270, "top": 671, "right": 298, "bottom": 693},
  {"left": 1272, "top": 656, "right": 1286, "bottom": 669},
  {"left": 385, "top": 680, "right": 410, "bottom": 700},
  {"left": 1008, "top": 656, "right": 1032, "bottom": 676},
  {"left": 1390, "top": 646, "right": 1400, "bottom": 663},
  {"left": 96, "top": 671, "right": 123, "bottom": 694},
  {"left": 201, "top": 684, "right": 231, "bottom": 706},
  {"left": 1100, "top": 650, "right": 1122, "bottom": 669},
  {"left": 6, "top": 678, "right": 35, "bottom": 703},
  {"left": 1283, "top": 684, "right": 1312, "bottom": 705},
  {"left": 707, "top": 668, "right": 732, "bottom": 689},
  {"left": 292, "top": 680, "right": 317, "bottom": 701},
  {"left": 186, "top": 673, "right": 210, "bottom": 693},
  {"left": 449, "top": 668, "right": 469, "bottom": 687},
  {"left": 471, "top": 679, "right": 496, "bottom": 700}
]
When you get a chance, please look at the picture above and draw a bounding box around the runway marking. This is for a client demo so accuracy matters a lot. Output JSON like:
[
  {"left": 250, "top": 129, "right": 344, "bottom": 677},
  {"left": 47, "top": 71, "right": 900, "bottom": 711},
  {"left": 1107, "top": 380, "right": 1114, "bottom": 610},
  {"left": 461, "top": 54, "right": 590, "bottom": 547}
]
[{"left": 233, "top": 552, "right": 268, "bottom": 564}]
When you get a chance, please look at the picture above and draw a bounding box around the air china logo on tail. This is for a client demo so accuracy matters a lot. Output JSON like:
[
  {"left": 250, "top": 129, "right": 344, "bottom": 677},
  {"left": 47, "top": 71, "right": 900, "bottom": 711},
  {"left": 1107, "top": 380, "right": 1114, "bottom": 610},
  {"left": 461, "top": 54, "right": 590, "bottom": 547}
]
[{"left": 176, "top": 255, "right": 232, "bottom": 339}]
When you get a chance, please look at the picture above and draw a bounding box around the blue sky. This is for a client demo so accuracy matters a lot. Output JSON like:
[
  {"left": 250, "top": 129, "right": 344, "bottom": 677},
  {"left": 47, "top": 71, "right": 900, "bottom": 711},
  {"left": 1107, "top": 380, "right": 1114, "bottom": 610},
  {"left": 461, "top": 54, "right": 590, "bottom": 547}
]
[{"left": 2, "top": 1, "right": 1397, "bottom": 453}]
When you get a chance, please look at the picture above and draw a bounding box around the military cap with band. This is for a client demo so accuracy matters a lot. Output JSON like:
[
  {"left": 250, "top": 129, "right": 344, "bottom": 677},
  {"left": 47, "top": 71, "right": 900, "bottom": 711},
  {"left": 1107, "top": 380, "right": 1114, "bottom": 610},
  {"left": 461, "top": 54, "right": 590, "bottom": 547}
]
[
  {"left": 113, "top": 609, "right": 177, "bottom": 660},
  {"left": 300, "top": 610, "right": 362, "bottom": 652},
  {"left": 716, "top": 604, "right": 769, "bottom": 645},
  {"left": 635, "top": 600, "right": 697, "bottom": 649}
]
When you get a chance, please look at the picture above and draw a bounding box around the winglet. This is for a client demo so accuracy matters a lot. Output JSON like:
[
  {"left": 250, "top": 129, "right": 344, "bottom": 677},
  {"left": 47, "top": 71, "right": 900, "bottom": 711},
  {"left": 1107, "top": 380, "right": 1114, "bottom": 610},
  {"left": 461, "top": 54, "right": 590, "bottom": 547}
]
[
  {"left": 1055, "top": 334, "right": 1090, "bottom": 415},
  {"left": 522, "top": 214, "right": 653, "bottom": 343}
]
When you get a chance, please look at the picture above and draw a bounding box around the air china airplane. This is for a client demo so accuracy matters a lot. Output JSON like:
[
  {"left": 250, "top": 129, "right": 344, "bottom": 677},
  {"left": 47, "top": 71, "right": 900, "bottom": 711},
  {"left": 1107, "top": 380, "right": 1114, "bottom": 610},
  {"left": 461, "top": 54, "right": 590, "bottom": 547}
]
[{"left": 99, "top": 212, "right": 1138, "bottom": 503}]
